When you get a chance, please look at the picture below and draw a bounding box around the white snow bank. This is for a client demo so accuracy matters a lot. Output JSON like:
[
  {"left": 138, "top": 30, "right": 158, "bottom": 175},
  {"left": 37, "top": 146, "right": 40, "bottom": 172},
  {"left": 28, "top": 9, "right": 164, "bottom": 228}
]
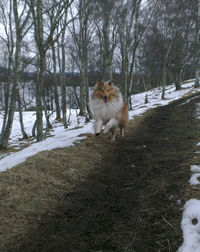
[
  {"left": 0, "top": 122, "right": 93, "bottom": 172},
  {"left": 189, "top": 165, "right": 200, "bottom": 185},
  {"left": 129, "top": 81, "right": 198, "bottom": 119},
  {"left": 178, "top": 199, "right": 200, "bottom": 252},
  {"left": 191, "top": 165, "right": 200, "bottom": 173},
  {"left": 189, "top": 173, "right": 200, "bottom": 185}
]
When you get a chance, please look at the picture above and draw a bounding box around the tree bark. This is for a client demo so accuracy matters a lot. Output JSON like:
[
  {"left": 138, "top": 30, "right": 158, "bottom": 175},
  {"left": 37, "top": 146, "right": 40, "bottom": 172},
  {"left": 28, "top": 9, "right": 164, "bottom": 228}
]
[
  {"left": 0, "top": 0, "right": 30, "bottom": 148},
  {"left": 51, "top": 44, "right": 61, "bottom": 120},
  {"left": 17, "top": 89, "right": 28, "bottom": 139}
]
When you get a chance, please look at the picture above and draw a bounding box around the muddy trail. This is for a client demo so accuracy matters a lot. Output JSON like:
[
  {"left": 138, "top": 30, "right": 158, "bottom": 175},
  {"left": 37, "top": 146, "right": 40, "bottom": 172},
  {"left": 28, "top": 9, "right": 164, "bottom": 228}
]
[{"left": 16, "top": 95, "right": 200, "bottom": 252}]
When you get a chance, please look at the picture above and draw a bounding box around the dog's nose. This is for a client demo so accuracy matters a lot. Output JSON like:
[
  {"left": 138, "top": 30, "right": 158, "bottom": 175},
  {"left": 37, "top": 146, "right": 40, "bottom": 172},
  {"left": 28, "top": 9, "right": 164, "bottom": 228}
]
[{"left": 103, "top": 95, "right": 108, "bottom": 103}]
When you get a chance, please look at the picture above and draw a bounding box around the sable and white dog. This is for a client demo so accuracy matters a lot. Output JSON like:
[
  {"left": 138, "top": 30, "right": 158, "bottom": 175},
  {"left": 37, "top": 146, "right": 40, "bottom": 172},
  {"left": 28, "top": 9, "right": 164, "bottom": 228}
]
[{"left": 90, "top": 80, "right": 128, "bottom": 142}]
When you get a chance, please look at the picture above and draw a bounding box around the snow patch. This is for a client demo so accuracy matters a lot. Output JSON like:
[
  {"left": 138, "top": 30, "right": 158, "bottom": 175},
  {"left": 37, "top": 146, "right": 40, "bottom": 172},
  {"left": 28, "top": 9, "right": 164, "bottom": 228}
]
[
  {"left": 189, "top": 173, "right": 200, "bottom": 185},
  {"left": 178, "top": 199, "right": 200, "bottom": 252},
  {"left": 191, "top": 165, "right": 200, "bottom": 173},
  {"left": 0, "top": 122, "right": 94, "bottom": 172}
]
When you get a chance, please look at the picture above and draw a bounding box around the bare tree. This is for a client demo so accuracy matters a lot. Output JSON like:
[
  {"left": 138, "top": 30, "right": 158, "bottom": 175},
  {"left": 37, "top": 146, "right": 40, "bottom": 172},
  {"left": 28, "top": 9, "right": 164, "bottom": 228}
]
[
  {"left": 195, "top": 0, "right": 200, "bottom": 87},
  {"left": 0, "top": 0, "right": 14, "bottom": 136},
  {"left": 17, "top": 88, "right": 28, "bottom": 139},
  {"left": 94, "top": 0, "right": 118, "bottom": 80},
  {"left": 57, "top": 15, "right": 68, "bottom": 128},
  {"left": 118, "top": 0, "right": 158, "bottom": 107},
  {"left": 51, "top": 43, "right": 61, "bottom": 120},
  {"left": 29, "top": 0, "right": 74, "bottom": 141},
  {"left": 0, "top": 0, "right": 31, "bottom": 149},
  {"left": 69, "top": 0, "right": 93, "bottom": 117}
]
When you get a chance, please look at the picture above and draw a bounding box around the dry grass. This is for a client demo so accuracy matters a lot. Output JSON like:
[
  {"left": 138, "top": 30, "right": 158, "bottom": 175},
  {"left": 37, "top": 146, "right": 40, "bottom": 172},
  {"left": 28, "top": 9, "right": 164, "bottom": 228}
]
[
  {"left": 0, "top": 114, "right": 146, "bottom": 251},
  {"left": 0, "top": 136, "right": 98, "bottom": 250}
]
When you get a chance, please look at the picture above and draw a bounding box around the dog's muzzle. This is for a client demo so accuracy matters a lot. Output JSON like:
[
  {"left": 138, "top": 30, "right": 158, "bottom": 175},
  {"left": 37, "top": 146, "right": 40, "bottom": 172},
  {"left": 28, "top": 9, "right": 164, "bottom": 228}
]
[{"left": 103, "top": 96, "right": 108, "bottom": 103}]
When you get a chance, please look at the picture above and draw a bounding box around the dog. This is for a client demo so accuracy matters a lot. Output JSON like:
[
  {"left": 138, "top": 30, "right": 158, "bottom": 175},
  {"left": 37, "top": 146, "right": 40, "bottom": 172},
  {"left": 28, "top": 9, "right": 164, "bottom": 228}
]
[{"left": 90, "top": 80, "right": 128, "bottom": 142}]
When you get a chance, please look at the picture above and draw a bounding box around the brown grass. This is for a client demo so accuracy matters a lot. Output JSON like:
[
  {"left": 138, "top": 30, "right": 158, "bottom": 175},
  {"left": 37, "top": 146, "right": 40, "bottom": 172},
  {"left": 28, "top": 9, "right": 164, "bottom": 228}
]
[{"left": 0, "top": 114, "right": 146, "bottom": 251}]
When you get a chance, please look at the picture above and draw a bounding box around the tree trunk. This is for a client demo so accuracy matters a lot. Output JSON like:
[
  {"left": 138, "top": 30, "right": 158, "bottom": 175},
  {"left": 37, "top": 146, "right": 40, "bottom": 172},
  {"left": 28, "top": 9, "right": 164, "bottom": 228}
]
[
  {"left": 79, "top": 66, "right": 87, "bottom": 116},
  {"left": 161, "top": 41, "right": 173, "bottom": 100},
  {"left": 195, "top": 0, "right": 200, "bottom": 88},
  {"left": 0, "top": 38, "right": 21, "bottom": 148},
  {"left": 1, "top": 57, "right": 12, "bottom": 135},
  {"left": 17, "top": 89, "right": 28, "bottom": 139},
  {"left": 35, "top": 56, "right": 45, "bottom": 141},
  {"left": 51, "top": 44, "right": 61, "bottom": 120},
  {"left": 175, "top": 73, "right": 181, "bottom": 91},
  {"left": 59, "top": 30, "right": 68, "bottom": 128},
  {"left": 161, "top": 64, "right": 167, "bottom": 100}
]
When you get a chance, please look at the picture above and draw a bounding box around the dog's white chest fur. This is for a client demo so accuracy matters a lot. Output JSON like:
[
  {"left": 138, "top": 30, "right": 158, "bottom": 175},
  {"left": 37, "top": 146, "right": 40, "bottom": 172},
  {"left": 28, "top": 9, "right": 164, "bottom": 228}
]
[{"left": 90, "top": 94, "right": 123, "bottom": 123}]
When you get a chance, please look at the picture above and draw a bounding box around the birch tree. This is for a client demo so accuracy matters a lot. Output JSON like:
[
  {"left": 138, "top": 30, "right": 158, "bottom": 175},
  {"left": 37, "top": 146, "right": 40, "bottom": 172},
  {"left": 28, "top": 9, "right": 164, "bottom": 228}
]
[
  {"left": 29, "top": 0, "right": 74, "bottom": 141},
  {"left": 195, "top": 0, "right": 200, "bottom": 88},
  {"left": 118, "top": 0, "right": 158, "bottom": 107},
  {"left": 69, "top": 0, "right": 93, "bottom": 117},
  {"left": 94, "top": 0, "right": 118, "bottom": 80},
  {"left": 0, "top": 0, "right": 14, "bottom": 137},
  {"left": 0, "top": 0, "right": 31, "bottom": 149}
]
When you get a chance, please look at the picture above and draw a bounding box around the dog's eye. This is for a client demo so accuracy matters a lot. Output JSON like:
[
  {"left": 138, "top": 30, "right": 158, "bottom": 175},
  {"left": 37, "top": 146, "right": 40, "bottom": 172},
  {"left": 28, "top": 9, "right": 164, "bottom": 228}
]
[{"left": 108, "top": 88, "right": 113, "bottom": 92}]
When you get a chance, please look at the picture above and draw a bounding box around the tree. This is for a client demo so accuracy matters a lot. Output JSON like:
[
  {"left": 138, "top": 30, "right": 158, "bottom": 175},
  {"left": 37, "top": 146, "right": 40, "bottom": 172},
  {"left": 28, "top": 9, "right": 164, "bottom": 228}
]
[
  {"left": 0, "top": 0, "right": 14, "bottom": 137},
  {"left": 195, "top": 0, "right": 200, "bottom": 88},
  {"left": 29, "top": 0, "right": 74, "bottom": 141},
  {"left": 69, "top": 0, "right": 93, "bottom": 117},
  {"left": 0, "top": 0, "right": 31, "bottom": 149},
  {"left": 117, "top": 0, "right": 158, "bottom": 107},
  {"left": 94, "top": 0, "right": 118, "bottom": 80}
]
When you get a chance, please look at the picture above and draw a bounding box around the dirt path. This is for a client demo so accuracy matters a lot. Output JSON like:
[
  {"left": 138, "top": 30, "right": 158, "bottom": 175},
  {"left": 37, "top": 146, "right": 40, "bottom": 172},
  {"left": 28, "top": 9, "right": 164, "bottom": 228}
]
[{"left": 11, "top": 95, "right": 200, "bottom": 252}]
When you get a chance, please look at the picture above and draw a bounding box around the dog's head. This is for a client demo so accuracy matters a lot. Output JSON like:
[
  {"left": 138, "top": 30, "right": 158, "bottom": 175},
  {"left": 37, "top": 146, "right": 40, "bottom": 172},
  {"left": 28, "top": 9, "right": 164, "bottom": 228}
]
[{"left": 92, "top": 80, "right": 119, "bottom": 103}]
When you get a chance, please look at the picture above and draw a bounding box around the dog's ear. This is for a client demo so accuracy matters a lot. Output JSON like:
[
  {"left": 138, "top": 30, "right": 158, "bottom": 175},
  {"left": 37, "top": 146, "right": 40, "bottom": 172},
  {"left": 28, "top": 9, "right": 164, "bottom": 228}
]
[
  {"left": 96, "top": 79, "right": 104, "bottom": 87},
  {"left": 108, "top": 80, "right": 113, "bottom": 86}
]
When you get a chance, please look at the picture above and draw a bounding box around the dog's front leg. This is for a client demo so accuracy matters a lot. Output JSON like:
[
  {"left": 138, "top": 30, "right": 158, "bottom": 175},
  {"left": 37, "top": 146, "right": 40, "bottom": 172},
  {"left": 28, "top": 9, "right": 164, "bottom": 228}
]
[
  {"left": 94, "top": 119, "right": 103, "bottom": 135},
  {"left": 103, "top": 118, "right": 118, "bottom": 134}
]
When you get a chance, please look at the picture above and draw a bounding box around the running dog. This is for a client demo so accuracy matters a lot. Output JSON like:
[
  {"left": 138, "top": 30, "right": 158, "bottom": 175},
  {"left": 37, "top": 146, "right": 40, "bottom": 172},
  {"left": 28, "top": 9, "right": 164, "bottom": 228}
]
[{"left": 90, "top": 80, "right": 128, "bottom": 142}]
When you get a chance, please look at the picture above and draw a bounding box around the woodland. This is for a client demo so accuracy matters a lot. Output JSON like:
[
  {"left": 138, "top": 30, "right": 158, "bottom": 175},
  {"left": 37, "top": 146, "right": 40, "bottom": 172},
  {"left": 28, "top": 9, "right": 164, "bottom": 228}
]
[{"left": 0, "top": 0, "right": 199, "bottom": 149}]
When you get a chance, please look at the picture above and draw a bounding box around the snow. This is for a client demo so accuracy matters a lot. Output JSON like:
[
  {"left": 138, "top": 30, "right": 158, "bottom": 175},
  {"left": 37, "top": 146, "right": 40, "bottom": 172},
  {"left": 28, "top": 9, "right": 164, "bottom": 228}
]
[
  {"left": 189, "top": 165, "right": 200, "bottom": 185},
  {"left": 189, "top": 173, "right": 200, "bottom": 186},
  {"left": 178, "top": 199, "right": 200, "bottom": 252},
  {"left": 128, "top": 81, "right": 196, "bottom": 119},
  {"left": 0, "top": 79, "right": 200, "bottom": 249},
  {"left": 191, "top": 165, "right": 200, "bottom": 173},
  {"left": 0, "top": 123, "right": 93, "bottom": 172}
]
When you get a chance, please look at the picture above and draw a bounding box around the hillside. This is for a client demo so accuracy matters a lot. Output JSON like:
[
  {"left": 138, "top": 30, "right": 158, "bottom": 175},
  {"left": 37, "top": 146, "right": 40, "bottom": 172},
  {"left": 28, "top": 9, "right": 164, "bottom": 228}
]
[{"left": 0, "top": 82, "right": 200, "bottom": 251}]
